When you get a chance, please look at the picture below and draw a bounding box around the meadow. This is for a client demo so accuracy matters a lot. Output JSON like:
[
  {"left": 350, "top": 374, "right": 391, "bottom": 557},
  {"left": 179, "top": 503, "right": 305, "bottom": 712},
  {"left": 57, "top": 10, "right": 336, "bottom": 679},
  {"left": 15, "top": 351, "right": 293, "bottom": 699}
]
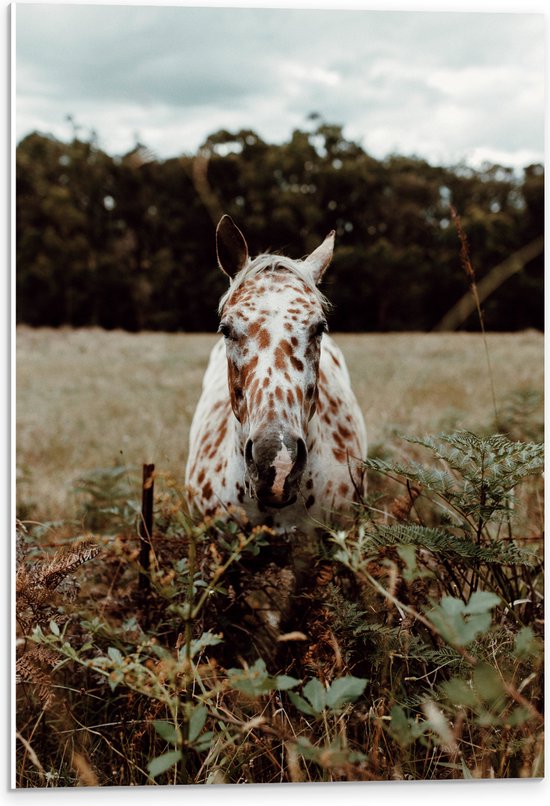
[
  {"left": 16, "top": 327, "right": 543, "bottom": 522},
  {"left": 15, "top": 327, "right": 544, "bottom": 786}
]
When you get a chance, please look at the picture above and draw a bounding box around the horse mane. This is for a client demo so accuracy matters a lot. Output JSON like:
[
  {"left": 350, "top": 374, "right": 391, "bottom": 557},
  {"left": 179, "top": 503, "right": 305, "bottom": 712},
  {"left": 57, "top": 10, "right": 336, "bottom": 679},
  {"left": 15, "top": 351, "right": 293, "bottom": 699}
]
[{"left": 218, "top": 253, "right": 331, "bottom": 315}]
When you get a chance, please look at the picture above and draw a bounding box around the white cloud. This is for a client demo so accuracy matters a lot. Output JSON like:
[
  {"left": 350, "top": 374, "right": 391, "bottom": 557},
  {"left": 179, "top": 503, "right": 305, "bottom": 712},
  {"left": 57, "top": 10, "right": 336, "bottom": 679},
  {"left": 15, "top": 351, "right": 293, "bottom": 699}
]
[
  {"left": 15, "top": 4, "right": 544, "bottom": 168},
  {"left": 283, "top": 62, "right": 341, "bottom": 90}
]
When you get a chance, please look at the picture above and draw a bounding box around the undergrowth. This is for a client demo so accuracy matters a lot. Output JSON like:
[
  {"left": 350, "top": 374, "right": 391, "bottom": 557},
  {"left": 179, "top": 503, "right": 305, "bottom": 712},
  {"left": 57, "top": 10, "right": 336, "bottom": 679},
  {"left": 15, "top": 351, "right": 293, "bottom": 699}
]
[{"left": 15, "top": 429, "right": 543, "bottom": 786}]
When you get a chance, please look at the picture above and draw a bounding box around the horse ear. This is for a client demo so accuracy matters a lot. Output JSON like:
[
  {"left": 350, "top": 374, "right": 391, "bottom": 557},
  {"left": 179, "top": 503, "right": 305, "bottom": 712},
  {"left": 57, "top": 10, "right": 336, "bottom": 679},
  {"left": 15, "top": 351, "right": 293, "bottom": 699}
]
[
  {"left": 216, "top": 215, "right": 249, "bottom": 278},
  {"left": 305, "top": 230, "right": 335, "bottom": 284}
]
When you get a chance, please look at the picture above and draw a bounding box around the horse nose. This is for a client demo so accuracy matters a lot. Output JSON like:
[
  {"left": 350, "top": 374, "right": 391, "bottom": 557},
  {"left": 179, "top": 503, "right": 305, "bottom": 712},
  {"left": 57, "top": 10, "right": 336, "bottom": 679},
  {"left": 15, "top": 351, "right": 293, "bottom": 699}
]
[
  {"left": 245, "top": 434, "right": 307, "bottom": 506},
  {"left": 293, "top": 437, "right": 307, "bottom": 476},
  {"left": 245, "top": 437, "right": 255, "bottom": 476},
  {"left": 245, "top": 435, "right": 306, "bottom": 477}
]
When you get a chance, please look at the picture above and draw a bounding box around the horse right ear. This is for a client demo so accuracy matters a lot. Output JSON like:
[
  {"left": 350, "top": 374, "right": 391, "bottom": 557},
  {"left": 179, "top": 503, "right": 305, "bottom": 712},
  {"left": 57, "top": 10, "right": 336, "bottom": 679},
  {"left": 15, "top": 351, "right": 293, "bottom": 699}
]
[{"left": 216, "top": 215, "right": 249, "bottom": 278}]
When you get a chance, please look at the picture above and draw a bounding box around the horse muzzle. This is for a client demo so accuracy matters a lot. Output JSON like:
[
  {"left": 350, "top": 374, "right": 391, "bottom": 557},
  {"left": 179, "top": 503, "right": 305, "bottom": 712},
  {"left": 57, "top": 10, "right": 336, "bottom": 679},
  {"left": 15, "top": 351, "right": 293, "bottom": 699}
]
[{"left": 245, "top": 431, "right": 307, "bottom": 508}]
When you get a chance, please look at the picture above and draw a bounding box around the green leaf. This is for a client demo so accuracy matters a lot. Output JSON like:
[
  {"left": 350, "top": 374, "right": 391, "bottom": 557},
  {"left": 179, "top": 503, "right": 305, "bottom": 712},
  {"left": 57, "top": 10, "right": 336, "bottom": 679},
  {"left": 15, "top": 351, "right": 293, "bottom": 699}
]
[
  {"left": 288, "top": 691, "right": 317, "bottom": 717},
  {"left": 147, "top": 750, "right": 182, "bottom": 779},
  {"left": 107, "top": 646, "right": 124, "bottom": 664},
  {"left": 506, "top": 706, "right": 532, "bottom": 727},
  {"left": 188, "top": 705, "right": 208, "bottom": 743},
  {"left": 460, "top": 759, "right": 473, "bottom": 778},
  {"left": 396, "top": 544, "right": 432, "bottom": 582},
  {"left": 294, "top": 736, "right": 318, "bottom": 760},
  {"left": 31, "top": 625, "right": 45, "bottom": 641},
  {"left": 473, "top": 663, "right": 505, "bottom": 706},
  {"left": 513, "top": 626, "right": 542, "bottom": 659},
  {"left": 153, "top": 720, "right": 178, "bottom": 744},
  {"left": 188, "top": 631, "right": 223, "bottom": 660},
  {"left": 463, "top": 591, "right": 501, "bottom": 614},
  {"left": 388, "top": 705, "right": 410, "bottom": 746},
  {"left": 428, "top": 592, "right": 499, "bottom": 647},
  {"left": 440, "top": 677, "right": 477, "bottom": 707},
  {"left": 303, "top": 678, "right": 327, "bottom": 713},
  {"left": 107, "top": 669, "right": 124, "bottom": 692},
  {"left": 476, "top": 708, "right": 501, "bottom": 727},
  {"left": 193, "top": 731, "right": 214, "bottom": 752},
  {"left": 49, "top": 620, "right": 60, "bottom": 637},
  {"left": 150, "top": 643, "right": 173, "bottom": 661},
  {"left": 326, "top": 676, "right": 368, "bottom": 709},
  {"left": 227, "top": 658, "right": 270, "bottom": 697},
  {"left": 388, "top": 705, "right": 426, "bottom": 747},
  {"left": 273, "top": 674, "right": 301, "bottom": 691}
]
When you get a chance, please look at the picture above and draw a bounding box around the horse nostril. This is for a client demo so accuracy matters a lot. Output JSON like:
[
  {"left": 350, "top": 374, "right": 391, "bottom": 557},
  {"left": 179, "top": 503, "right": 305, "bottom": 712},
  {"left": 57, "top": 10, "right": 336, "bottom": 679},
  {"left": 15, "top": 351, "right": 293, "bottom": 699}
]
[
  {"left": 245, "top": 438, "right": 254, "bottom": 470},
  {"left": 294, "top": 437, "right": 307, "bottom": 474}
]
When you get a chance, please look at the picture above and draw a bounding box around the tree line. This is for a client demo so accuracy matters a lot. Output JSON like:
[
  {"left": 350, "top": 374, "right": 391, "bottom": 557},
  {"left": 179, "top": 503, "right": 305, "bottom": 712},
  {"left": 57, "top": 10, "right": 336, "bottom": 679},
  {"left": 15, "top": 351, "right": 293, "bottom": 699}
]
[{"left": 16, "top": 122, "right": 543, "bottom": 333}]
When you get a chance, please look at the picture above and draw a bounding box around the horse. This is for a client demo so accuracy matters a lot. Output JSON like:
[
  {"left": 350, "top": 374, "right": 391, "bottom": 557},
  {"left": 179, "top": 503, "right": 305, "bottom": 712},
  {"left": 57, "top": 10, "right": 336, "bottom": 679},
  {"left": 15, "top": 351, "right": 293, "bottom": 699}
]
[{"left": 185, "top": 215, "right": 367, "bottom": 537}]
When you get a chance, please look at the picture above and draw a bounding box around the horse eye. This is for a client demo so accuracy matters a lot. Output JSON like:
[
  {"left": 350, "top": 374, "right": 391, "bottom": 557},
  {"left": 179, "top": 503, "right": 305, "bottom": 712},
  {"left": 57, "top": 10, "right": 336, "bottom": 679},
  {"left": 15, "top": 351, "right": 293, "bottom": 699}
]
[
  {"left": 218, "top": 322, "right": 233, "bottom": 339},
  {"left": 314, "top": 320, "right": 328, "bottom": 337}
]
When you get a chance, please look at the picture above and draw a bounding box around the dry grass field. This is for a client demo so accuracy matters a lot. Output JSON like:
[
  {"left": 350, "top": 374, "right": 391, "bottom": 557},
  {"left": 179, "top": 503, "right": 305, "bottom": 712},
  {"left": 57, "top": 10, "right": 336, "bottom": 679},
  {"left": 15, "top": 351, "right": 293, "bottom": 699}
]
[
  {"left": 15, "top": 326, "right": 544, "bottom": 786},
  {"left": 16, "top": 327, "right": 543, "bottom": 522}
]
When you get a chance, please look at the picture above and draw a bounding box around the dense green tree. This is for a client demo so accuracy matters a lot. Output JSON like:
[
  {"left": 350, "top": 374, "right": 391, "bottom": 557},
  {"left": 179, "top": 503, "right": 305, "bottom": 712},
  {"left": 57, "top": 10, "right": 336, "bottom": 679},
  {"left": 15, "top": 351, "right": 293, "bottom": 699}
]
[{"left": 16, "top": 123, "right": 543, "bottom": 332}]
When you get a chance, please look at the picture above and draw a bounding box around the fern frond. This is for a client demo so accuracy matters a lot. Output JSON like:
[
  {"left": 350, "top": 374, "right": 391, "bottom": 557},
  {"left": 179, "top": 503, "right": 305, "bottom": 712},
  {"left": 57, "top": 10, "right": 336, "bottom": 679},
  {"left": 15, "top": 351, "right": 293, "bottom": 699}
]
[
  {"left": 367, "top": 432, "right": 543, "bottom": 531},
  {"left": 364, "top": 456, "right": 458, "bottom": 497},
  {"left": 405, "top": 639, "right": 461, "bottom": 667},
  {"left": 16, "top": 536, "right": 101, "bottom": 633},
  {"left": 365, "top": 523, "right": 535, "bottom": 567},
  {"left": 406, "top": 432, "right": 543, "bottom": 492},
  {"left": 37, "top": 539, "right": 101, "bottom": 590},
  {"left": 16, "top": 647, "right": 60, "bottom": 708}
]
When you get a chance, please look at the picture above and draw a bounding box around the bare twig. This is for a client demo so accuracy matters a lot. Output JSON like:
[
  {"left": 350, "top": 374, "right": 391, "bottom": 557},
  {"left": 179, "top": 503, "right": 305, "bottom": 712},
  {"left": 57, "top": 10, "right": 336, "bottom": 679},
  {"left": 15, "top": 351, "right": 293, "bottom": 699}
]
[{"left": 138, "top": 463, "right": 155, "bottom": 593}]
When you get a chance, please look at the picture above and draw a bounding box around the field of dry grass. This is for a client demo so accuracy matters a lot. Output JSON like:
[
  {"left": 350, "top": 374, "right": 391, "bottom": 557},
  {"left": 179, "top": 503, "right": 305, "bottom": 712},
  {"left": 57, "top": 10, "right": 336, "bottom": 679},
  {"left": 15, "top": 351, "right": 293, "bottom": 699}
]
[
  {"left": 15, "top": 326, "right": 544, "bottom": 786},
  {"left": 16, "top": 327, "right": 543, "bottom": 522}
]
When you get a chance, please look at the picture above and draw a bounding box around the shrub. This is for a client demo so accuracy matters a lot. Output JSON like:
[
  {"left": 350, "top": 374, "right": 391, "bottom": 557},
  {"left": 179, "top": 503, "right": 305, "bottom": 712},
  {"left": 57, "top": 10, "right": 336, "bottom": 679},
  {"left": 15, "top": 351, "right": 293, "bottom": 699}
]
[{"left": 15, "top": 431, "right": 543, "bottom": 785}]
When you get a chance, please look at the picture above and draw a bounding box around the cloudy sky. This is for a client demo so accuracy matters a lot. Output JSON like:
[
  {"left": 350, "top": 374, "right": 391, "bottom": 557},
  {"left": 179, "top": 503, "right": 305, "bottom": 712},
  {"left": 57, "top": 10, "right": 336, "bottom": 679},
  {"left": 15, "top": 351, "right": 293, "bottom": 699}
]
[{"left": 15, "top": 1, "right": 545, "bottom": 168}]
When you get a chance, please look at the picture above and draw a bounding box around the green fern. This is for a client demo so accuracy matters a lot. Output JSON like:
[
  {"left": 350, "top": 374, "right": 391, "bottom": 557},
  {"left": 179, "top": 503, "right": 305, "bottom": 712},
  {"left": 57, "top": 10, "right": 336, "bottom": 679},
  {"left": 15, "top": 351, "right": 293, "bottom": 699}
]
[
  {"left": 73, "top": 465, "right": 140, "bottom": 532},
  {"left": 406, "top": 432, "right": 543, "bottom": 522},
  {"left": 367, "top": 523, "right": 535, "bottom": 567},
  {"left": 366, "top": 432, "right": 543, "bottom": 533}
]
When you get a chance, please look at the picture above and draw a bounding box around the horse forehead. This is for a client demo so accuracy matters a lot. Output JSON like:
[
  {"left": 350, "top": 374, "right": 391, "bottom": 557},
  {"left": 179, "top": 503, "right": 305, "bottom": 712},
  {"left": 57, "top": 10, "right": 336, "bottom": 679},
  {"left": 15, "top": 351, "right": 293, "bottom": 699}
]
[{"left": 228, "top": 269, "right": 319, "bottom": 316}]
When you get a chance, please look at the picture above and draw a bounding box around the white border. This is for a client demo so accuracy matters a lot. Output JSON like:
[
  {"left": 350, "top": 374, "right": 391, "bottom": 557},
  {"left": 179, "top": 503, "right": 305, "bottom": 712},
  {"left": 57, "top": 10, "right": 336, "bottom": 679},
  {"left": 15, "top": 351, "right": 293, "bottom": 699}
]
[
  {"left": 7, "top": 0, "right": 15, "bottom": 794},
  {"left": 7, "top": 0, "right": 550, "bottom": 10},
  {"left": 6, "top": 0, "right": 548, "bottom": 802}
]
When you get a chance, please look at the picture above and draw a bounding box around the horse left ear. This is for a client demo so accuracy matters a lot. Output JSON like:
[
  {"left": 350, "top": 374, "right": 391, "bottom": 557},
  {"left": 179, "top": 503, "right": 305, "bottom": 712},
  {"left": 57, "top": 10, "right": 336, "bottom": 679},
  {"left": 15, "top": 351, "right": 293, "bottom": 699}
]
[
  {"left": 216, "top": 215, "right": 249, "bottom": 279},
  {"left": 305, "top": 230, "right": 335, "bottom": 284}
]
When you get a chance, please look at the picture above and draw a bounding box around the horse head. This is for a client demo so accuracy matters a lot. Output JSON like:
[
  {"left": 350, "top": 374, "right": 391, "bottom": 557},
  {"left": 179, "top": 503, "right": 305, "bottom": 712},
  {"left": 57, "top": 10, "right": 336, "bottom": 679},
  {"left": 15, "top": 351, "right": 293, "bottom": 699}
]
[{"left": 216, "top": 215, "right": 335, "bottom": 509}]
